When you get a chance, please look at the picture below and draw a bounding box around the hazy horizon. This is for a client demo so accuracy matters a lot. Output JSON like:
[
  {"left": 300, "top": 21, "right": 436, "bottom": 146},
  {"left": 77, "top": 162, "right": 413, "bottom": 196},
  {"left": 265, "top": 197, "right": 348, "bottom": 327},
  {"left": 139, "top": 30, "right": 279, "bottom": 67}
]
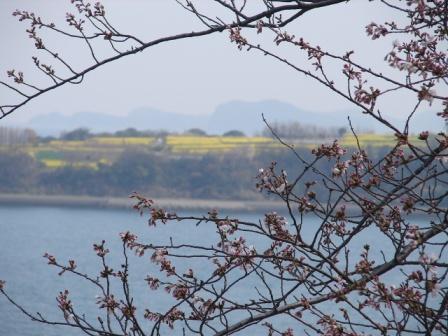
[
  {"left": 2, "top": 98, "right": 444, "bottom": 136},
  {"left": 1, "top": 0, "right": 441, "bottom": 129}
]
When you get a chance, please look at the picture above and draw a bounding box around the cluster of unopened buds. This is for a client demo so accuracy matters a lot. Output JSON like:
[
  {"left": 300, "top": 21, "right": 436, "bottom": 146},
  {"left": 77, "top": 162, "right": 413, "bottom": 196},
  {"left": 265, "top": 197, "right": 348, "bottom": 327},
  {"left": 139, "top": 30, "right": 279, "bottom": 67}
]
[
  {"left": 144, "top": 308, "right": 185, "bottom": 329},
  {"left": 368, "top": 1, "right": 447, "bottom": 83},
  {"left": 350, "top": 150, "right": 369, "bottom": 170},
  {"left": 274, "top": 31, "right": 295, "bottom": 46},
  {"left": 317, "top": 315, "right": 348, "bottom": 336},
  {"left": 323, "top": 220, "right": 347, "bottom": 239},
  {"left": 56, "top": 259, "right": 77, "bottom": 276},
  {"left": 189, "top": 297, "right": 220, "bottom": 320},
  {"left": 332, "top": 161, "right": 348, "bottom": 177},
  {"left": 120, "top": 303, "right": 136, "bottom": 319},
  {"left": 296, "top": 37, "right": 324, "bottom": 62},
  {"left": 145, "top": 276, "right": 160, "bottom": 290},
  {"left": 342, "top": 63, "right": 362, "bottom": 81},
  {"left": 264, "top": 212, "right": 292, "bottom": 239},
  {"left": 119, "top": 231, "right": 137, "bottom": 245},
  {"left": 347, "top": 172, "right": 363, "bottom": 187},
  {"left": 392, "top": 33, "right": 445, "bottom": 79},
  {"left": 312, "top": 140, "right": 346, "bottom": 159},
  {"left": 12, "top": 10, "right": 53, "bottom": 29},
  {"left": 65, "top": 13, "right": 85, "bottom": 31},
  {"left": 71, "top": 0, "right": 106, "bottom": 17},
  {"left": 365, "top": 22, "right": 388, "bottom": 39},
  {"left": 381, "top": 146, "right": 411, "bottom": 177},
  {"left": 56, "top": 290, "right": 73, "bottom": 319},
  {"left": 96, "top": 294, "right": 119, "bottom": 312},
  {"left": 151, "top": 248, "right": 168, "bottom": 264},
  {"left": 120, "top": 231, "right": 146, "bottom": 256},
  {"left": 386, "top": 206, "right": 402, "bottom": 230},
  {"left": 149, "top": 207, "right": 176, "bottom": 226},
  {"left": 418, "top": 86, "right": 437, "bottom": 105},
  {"left": 151, "top": 248, "right": 176, "bottom": 276},
  {"left": 219, "top": 236, "right": 256, "bottom": 266},
  {"left": 93, "top": 240, "right": 109, "bottom": 257},
  {"left": 297, "top": 196, "right": 315, "bottom": 213},
  {"left": 354, "top": 86, "right": 380, "bottom": 107},
  {"left": 43, "top": 252, "right": 57, "bottom": 265},
  {"left": 229, "top": 27, "right": 247, "bottom": 50},
  {"left": 6, "top": 70, "right": 24, "bottom": 84},
  {"left": 256, "top": 164, "right": 288, "bottom": 194},
  {"left": 130, "top": 192, "right": 154, "bottom": 214},
  {"left": 355, "top": 245, "right": 375, "bottom": 274},
  {"left": 391, "top": 284, "right": 423, "bottom": 310},
  {"left": 165, "top": 282, "right": 190, "bottom": 300},
  {"left": 216, "top": 219, "right": 238, "bottom": 238},
  {"left": 212, "top": 258, "right": 228, "bottom": 277}
]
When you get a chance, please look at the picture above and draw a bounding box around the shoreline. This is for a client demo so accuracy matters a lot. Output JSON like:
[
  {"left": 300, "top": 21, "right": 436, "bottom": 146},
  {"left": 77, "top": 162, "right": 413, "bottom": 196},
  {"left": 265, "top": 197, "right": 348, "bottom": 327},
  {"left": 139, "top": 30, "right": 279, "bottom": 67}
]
[{"left": 0, "top": 193, "right": 285, "bottom": 213}]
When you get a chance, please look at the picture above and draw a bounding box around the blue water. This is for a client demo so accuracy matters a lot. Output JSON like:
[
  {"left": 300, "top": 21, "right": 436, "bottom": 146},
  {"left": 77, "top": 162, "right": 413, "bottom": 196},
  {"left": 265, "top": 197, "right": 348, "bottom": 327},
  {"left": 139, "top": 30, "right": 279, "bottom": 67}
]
[
  {"left": 0, "top": 205, "right": 441, "bottom": 335},
  {"left": 0, "top": 205, "right": 273, "bottom": 335}
]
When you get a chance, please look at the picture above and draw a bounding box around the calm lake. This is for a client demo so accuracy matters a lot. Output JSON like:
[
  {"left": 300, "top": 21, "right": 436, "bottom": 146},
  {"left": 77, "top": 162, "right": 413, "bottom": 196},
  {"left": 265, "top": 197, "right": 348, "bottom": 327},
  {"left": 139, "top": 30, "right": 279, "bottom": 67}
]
[
  {"left": 0, "top": 205, "right": 436, "bottom": 335},
  {"left": 0, "top": 205, "right": 273, "bottom": 335}
]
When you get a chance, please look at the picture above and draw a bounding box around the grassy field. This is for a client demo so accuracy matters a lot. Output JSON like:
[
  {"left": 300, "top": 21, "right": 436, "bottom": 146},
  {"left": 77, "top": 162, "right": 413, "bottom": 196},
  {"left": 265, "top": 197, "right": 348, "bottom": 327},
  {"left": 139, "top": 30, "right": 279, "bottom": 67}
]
[{"left": 2, "top": 134, "right": 411, "bottom": 169}]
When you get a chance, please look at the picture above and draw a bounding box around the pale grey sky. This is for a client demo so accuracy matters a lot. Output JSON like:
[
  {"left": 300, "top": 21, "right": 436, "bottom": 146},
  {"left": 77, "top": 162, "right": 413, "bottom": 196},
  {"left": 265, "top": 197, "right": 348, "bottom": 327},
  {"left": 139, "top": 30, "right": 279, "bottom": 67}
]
[{"left": 0, "top": 0, "right": 437, "bottom": 125}]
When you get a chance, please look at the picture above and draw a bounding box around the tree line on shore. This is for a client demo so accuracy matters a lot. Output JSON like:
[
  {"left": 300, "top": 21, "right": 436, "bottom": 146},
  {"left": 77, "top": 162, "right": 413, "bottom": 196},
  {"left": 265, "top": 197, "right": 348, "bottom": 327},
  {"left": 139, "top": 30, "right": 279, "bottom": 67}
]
[
  {"left": 0, "top": 145, "right": 416, "bottom": 200},
  {"left": 0, "top": 121, "right": 348, "bottom": 145}
]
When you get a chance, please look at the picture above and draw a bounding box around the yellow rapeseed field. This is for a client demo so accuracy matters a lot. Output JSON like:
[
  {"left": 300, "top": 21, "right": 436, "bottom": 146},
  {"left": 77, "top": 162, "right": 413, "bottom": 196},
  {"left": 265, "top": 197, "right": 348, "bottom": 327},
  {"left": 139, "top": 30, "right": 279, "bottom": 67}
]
[
  {"left": 47, "top": 140, "right": 86, "bottom": 147},
  {"left": 90, "top": 137, "right": 155, "bottom": 145},
  {"left": 340, "top": 133, "right": 420, "bottom": 147},
  {"left": 41, "top": 158, "right": 109, "bottom": 169},
  {"left": 40, "top": 159, "right": 66, "bottom": 168},
  {"left": 166, "top": 136, "right": 279, "bottom": 153}
]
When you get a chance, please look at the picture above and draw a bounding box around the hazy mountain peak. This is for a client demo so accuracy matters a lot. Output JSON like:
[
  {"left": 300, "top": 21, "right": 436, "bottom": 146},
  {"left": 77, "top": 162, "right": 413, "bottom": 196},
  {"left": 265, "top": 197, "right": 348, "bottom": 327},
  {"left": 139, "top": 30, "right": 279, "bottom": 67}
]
[{"left": 4, "top": 100, "right": 444, "bottom": 136}]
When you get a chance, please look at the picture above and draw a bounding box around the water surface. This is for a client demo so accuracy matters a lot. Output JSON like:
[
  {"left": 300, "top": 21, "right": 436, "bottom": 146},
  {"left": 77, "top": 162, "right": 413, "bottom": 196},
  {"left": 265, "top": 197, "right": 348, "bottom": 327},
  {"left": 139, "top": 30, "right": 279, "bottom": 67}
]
[{"left": 0, "top": 205, "right": 433, "bottom": 335}]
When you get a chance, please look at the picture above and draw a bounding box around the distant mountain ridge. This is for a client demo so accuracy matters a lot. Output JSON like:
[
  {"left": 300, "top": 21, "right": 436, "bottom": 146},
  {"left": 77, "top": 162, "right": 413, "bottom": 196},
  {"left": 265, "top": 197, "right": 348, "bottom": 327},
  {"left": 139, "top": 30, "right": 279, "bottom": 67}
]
[{"left": 7, "top": 100, "right": 444, "bottom": 136}]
